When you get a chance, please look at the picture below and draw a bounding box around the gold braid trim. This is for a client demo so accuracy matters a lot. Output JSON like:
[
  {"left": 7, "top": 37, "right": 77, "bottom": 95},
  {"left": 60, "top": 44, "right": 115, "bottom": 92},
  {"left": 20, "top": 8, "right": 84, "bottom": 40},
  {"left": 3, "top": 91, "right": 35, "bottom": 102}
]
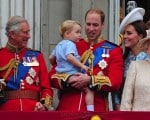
[
  {"left": 0, "top": 58, "right": 17, "bottom": 79},
  {"left": 91, "top": 75, "right": 112, "bottom": 90},
  {"left": 80, "top": 48, "right": 94, "bottom": 75},
  {"left": 0, "top": 59, "right": 15, "bottom": 71},
  {"left": 51, "top": 73, "right": 71, "bottom": 82},
  {"left": 44, "top": 94, "right": 53, "bottom": 110},
  {"left": 39, "top": 94, "right": 53, "bottom": 110},
  {"left": 80, "top": 48, "right": 93, "bottom": 64}
]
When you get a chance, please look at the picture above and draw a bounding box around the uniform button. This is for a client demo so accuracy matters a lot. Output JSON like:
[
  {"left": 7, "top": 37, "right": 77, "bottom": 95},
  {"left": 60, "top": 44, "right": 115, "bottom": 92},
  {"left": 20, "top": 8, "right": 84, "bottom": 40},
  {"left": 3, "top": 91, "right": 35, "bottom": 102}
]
[
  {"left": 20, "top": 79, "right": 24, "bottom": 83},
  {"left": 21, "top": 86, "right": 25, "bottom": 89},
  {"left": 21, "top": 83, "right": 24, "bottom": 86}
]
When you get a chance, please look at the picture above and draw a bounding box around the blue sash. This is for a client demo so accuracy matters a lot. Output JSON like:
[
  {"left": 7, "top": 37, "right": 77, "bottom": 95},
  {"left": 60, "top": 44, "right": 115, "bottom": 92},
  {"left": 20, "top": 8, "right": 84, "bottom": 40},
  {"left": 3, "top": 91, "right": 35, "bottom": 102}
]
[
  {"left": 6, "top": 50, "right": 39, "bottom": 90},
  {"left": 85, "top": 41, "right": 116, "bottom": 67}
]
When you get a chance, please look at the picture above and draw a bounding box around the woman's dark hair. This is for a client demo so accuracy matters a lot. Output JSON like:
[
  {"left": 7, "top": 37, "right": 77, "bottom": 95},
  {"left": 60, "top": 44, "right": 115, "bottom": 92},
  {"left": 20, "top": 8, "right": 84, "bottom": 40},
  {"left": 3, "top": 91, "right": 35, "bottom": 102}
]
[
  {"left": 146, "top": 20, "right": 150, "bottom": 30},
  {"left": 123, "top": 48, "right": 130, "bottom": 59},
  {"left": 123, "top": 20, "right": 147, "bottom": 59}
]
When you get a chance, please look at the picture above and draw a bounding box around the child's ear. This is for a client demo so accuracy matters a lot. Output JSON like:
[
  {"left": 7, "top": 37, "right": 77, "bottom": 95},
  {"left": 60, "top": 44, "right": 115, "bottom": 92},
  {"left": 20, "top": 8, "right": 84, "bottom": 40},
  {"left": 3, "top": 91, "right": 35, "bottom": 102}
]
[
  {"left": 64, "top": 31, "right": 70, "bottom": 38},
  {"left": 65, "top": 31, "right": 70, "bottom": 35}
]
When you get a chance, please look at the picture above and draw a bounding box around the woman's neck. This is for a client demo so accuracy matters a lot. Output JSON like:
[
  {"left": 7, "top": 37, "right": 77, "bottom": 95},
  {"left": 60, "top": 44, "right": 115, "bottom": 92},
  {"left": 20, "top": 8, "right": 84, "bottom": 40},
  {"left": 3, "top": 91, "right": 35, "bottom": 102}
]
[{"left": 131, "top": 46, "right": 141, "bottom": 56}]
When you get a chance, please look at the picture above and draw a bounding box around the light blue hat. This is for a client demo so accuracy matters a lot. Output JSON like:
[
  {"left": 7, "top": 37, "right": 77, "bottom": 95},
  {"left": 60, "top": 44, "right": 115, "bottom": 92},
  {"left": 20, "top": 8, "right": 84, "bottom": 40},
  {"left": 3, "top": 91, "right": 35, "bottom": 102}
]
[{"left": 119, "top": 7, "right": 145, "bottom": 33}]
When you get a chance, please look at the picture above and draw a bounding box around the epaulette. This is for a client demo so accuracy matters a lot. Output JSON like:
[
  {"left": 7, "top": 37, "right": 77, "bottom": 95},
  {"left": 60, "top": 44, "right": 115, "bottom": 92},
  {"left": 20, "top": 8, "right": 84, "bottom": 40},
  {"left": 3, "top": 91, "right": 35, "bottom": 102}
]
[
  {"left": 27, "top": 48, "right": 41, "bottom": 53},
  {"left": 105, "top": 40, "right": 119, "bottom": 47}
]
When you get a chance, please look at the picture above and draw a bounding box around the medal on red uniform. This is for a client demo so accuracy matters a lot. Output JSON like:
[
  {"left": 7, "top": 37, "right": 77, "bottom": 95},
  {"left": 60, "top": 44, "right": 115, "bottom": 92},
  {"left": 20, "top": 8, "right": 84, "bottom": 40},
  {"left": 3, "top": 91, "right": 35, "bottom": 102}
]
[
  {"left": 25, "top": 68, "right": 36, "bottom": 85},
  {"left": 98, "top": 47, "right": 110, "bottom": 69},
  {"left": 101, "top": 48, "right": 110, "bottom": 58},
  {"left": 98, "top": 59, "right": 108, "bottom": 69},
  {"left": 23, "top": 56, "right": 39, "bottom": 66}
]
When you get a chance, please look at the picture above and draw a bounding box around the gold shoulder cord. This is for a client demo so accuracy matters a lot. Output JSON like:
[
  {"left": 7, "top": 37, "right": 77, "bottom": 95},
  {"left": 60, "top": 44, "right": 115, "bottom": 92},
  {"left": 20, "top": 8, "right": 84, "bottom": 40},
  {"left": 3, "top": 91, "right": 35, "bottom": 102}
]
[
  {"left": 80, "top": 47, "right": 93, "bottom": 65},
  {"left": 80, "top": 47, "right": 94, "bottom": 75},
  {"left": 80, "top": 46, "right": 111, "bottom": 89},
  {"left": 0, "top": 58, "right": 19, "bottom": 81}
]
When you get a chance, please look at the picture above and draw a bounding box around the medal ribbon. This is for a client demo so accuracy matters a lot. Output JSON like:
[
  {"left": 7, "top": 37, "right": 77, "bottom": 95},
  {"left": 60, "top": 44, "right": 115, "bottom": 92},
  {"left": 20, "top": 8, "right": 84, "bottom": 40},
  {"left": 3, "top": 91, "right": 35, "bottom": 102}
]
[{"left": 6, "top": 50, "right": 39, "bottom": 90}]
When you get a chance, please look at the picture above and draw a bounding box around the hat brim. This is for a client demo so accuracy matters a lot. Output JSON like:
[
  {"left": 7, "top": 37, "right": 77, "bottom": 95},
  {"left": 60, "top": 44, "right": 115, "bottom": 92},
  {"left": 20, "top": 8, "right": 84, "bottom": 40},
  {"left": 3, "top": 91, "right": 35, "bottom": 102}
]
[{"left": 119, "top": 7, "right": 145, "bottom": 33}]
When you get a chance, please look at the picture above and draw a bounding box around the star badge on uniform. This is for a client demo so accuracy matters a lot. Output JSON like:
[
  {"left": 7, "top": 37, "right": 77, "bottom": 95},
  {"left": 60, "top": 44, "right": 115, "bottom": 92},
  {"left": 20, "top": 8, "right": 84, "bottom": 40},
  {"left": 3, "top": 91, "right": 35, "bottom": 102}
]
[{"left": 98, "top": 59, "right": 107, "bottom": 69}]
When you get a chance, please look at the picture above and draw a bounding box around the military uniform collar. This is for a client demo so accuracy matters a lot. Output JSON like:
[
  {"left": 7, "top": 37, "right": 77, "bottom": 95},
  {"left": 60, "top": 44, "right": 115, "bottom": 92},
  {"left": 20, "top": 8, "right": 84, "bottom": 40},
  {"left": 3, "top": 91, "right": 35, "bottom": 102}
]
[
  {"left": 85, "top": 35, "right": 104, "bottom": 46},
  {"left": 6, "top": 42, "right": 24, "bottom": 53}
]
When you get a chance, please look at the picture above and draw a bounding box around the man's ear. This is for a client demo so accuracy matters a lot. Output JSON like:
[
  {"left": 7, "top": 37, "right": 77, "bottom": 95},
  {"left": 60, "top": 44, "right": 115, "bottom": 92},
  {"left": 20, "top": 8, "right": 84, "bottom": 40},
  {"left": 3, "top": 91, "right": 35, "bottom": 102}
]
[
  {"left": 101, "top": 23, "right": 105, "bottom": 29},
  {"left": 9, "top": 31, "right": 16, "bottom": 39}
]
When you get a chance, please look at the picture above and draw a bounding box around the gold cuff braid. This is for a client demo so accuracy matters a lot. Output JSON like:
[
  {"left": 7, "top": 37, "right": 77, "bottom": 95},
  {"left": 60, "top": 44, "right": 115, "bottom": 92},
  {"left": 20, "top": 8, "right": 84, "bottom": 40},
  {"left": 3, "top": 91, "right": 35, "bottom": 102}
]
[
  {"left": 41, "top": 94, "right": 53, "bottom": 110},
  {"left": 91, "top": 75, "right": 112, "bottom": 89},
  {"left": 51, "top": 73, "right": 71, "bottom": 82}
]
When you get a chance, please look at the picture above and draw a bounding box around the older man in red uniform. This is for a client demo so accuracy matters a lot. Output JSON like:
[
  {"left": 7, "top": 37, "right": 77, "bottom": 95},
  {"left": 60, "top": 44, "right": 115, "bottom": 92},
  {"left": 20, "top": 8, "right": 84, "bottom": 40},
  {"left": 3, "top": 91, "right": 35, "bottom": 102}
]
[
  {"left": 49, "top": 8, "right": 123, "bottom": 111},
  {"left": 0, "top": 16, "right": 53, "bottom": 111}
]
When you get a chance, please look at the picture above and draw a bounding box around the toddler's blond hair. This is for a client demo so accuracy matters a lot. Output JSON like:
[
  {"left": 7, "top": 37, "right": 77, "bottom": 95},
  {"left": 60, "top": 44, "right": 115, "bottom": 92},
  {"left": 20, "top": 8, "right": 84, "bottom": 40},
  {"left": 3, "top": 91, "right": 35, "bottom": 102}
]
[{"left": 59, "top": 20, "right": 81, "bottom": 38}]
